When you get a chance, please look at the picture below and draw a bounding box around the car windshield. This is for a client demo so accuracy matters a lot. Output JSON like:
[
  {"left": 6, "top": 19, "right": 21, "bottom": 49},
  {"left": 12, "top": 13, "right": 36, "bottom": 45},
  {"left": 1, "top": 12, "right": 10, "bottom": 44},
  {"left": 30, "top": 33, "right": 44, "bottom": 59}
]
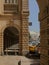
[{"left": 29, "top": 42, "right": 36, "bottom": 46}]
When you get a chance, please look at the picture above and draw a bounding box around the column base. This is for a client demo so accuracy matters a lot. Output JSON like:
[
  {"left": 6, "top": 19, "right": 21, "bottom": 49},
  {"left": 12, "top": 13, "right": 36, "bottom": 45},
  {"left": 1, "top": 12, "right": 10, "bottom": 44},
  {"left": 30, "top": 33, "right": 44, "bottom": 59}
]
[{"left": 22, "top": 50, "right": 29, "bottom": 56}]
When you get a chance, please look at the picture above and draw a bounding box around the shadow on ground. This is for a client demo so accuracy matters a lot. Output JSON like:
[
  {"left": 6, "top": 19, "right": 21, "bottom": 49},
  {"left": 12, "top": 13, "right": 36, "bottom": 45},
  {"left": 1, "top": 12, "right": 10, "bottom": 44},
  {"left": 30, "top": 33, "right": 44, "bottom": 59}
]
[{"left": 25, "top": 53, "right": 40, "bottom": 59}]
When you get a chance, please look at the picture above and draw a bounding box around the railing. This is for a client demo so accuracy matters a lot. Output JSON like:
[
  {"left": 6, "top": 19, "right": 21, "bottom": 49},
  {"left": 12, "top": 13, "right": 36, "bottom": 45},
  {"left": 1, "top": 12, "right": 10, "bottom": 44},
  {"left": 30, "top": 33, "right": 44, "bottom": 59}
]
[{"left": 4, "top": 4, "right": 18, "bottom": 14}]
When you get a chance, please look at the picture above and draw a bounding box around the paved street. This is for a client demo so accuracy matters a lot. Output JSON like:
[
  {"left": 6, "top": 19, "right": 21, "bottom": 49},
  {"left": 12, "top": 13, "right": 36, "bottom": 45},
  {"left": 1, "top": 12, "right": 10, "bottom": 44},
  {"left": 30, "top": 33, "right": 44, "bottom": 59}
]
[{"left": 0, "top": 56, "right": 40, "bottom": 65}]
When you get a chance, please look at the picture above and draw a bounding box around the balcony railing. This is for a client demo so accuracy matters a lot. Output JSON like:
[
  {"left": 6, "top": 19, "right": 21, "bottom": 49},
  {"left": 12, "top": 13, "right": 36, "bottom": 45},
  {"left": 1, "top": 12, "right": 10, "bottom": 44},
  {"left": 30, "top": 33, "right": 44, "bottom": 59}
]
[{"left": 4, "top": 4, "right": 18, "bottom": 14}]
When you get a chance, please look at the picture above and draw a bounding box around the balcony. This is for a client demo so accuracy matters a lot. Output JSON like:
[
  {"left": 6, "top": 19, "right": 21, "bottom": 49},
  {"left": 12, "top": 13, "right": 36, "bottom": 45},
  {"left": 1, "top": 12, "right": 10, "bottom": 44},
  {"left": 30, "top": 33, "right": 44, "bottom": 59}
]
[
  {"left": 29, "top": 22, "right": 32, "bottom": 26},
  {"left": 4, "top": 4, "right": 18, "bottom": 14}
]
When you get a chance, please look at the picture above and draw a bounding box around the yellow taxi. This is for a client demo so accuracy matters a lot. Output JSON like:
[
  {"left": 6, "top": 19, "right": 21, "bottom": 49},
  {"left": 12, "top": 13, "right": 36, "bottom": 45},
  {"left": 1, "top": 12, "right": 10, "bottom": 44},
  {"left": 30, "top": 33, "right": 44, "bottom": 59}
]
[{"left": 29, "top": 42, "right": 37, "bottom": 53}]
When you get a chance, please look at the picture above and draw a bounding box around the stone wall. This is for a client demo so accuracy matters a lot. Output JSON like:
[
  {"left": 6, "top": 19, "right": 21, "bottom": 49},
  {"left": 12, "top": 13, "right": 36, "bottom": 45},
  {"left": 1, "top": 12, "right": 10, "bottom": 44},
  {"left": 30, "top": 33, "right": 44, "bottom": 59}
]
[
  {"left": 0, "top": 0, "right": 29, "bottom": 55},
  {"left": 37, "top": 0, "right": 49, "bottom": 65}
]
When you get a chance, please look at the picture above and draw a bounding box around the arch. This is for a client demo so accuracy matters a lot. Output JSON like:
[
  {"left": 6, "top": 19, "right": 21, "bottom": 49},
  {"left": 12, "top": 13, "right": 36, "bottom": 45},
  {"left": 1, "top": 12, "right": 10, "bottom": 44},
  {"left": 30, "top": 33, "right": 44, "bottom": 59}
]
[
  {"left": 2, "top": 24, "right": 20, "bottom": 34},
  {"left": 3, "top": 26, "right": 20, "bottom": 55}
]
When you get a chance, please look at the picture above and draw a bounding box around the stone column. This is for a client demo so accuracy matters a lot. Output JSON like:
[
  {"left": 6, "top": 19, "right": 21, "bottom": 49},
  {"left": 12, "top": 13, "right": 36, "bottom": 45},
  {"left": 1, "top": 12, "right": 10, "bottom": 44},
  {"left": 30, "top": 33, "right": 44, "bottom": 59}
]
[
  {"left": 21, "top": 0, "right": 29, "bottom": 55},
  {"left": 0, "top": 32, "right": 3, "bottom": 55},
  {"left": 21, "top": 16, "right": 29, "bottom": 55}
]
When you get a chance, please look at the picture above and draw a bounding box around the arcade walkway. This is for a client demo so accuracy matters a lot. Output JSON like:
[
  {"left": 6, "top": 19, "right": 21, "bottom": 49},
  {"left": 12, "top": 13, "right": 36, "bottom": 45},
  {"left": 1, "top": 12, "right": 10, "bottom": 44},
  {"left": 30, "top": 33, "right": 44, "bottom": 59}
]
[{"left": 4, "top": 27, "right": 19, "bottom": 55}]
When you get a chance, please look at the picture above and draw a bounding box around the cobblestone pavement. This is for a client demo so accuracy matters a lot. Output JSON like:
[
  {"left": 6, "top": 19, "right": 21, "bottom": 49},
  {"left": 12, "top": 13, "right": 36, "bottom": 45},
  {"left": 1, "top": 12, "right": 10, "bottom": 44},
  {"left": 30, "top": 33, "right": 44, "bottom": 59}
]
[{"left": 0, "top": 56, "right": 40, "bottom": 65}]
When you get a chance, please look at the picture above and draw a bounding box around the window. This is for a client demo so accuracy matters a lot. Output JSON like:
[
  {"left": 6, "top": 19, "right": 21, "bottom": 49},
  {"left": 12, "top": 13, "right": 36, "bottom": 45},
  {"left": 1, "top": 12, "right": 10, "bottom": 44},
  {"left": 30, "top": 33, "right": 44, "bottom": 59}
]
[
  {"left": 46, "top": 6, "right": 49, "bottom": 14},
  {"left": 15, "top": 0, "right": 18, "bottom": 3},
  {"left": 47, "top": 18, "right": 49, "bottom": 24},
  {"left": 48, "top": 40, "right": 49, "bottom": 45},
  {"left": 5, "top": 0, "right": 18, "bottom": 4},
  {"left": 48, "top": 50, "right": 49, "bottom": 55},
  {"left": 5, "top": 0, "right": 10, "bottom": 3},
  {"left": 8, "top": 0, "right": 10, "bottom": 3},
  {"left": 48, "top": 60, "right": 49, "bottom": 65},
  {"left": 12, "top": 0, "right": 14, "bottom": 3},
  {"left": 47, "top": 29, "right": 49, "bottom": 34},
  {"left": 5, "top": 0, "right": 7, "bottom": 3}
]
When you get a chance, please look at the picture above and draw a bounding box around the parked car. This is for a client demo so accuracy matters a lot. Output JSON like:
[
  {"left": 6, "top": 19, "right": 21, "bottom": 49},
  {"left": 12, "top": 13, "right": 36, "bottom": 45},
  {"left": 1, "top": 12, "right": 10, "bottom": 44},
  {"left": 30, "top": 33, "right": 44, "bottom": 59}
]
[
  {"left": 36, "top": 43, "right": 41, "bottom": 54},
  {"left": 29, "top": 42, "right": 37, "bottom": 54}
]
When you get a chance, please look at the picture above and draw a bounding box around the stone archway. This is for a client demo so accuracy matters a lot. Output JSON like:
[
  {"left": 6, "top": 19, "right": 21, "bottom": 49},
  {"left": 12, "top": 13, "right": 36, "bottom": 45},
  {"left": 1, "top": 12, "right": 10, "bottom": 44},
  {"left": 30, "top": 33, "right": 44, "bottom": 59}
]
[{"left": 3, "top": 26, "right": 19, "bottom": 55}]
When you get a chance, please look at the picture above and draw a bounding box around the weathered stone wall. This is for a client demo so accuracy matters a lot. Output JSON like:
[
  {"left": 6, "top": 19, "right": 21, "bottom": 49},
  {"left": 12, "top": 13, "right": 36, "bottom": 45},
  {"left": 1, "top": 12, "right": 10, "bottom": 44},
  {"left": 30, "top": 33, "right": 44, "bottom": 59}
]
[
  {"left": 21, "top": 0, "right": 29, "bottom": 55},
  {"left": 37, "top": 0, "right": 49, "bottom": 65},
  {"left": 0, "top": 0, "right": 29, "bottom": 55},
  {"left": 0, "top": 16, "right": 20, "bottom": 55}
]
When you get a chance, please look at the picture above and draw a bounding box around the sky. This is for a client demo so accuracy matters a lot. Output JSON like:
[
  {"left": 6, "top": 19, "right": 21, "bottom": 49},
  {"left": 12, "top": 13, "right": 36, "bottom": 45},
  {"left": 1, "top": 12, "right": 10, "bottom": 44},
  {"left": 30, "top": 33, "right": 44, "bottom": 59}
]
[{"left": 29, "top": 0, "right": 40, "bottom": 33}]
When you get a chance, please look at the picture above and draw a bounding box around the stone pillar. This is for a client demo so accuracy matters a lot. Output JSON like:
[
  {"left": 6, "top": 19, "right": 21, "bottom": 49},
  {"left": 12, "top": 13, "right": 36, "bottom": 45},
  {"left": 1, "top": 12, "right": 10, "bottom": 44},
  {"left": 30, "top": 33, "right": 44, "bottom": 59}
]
[
  {"left": 0, "top": 32, "right": 3, "bottom": 55},
  {"left": 21, "top": 16, "right": 29, "bottom": 55},
  {"left": 21, "top": 0, "right": 29, "bottom": 55}
]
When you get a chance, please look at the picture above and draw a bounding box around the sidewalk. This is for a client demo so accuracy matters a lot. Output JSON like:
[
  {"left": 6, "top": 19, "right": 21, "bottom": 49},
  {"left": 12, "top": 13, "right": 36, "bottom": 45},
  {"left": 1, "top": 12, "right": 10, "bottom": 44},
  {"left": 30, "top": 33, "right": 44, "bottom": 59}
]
[{"left": 0, "top": 56, "right": 40, "bottom": 65}]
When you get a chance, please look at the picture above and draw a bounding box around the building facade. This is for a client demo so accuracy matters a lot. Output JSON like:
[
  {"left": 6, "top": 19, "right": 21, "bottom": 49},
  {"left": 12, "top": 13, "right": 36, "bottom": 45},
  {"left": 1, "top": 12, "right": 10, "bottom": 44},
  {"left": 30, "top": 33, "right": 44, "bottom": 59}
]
[
  {"left": 37, "top": 0, "right": 49, "bottom": 65},
  {"left": 0, "top": 0, "right": 29, "bottom": 55}
]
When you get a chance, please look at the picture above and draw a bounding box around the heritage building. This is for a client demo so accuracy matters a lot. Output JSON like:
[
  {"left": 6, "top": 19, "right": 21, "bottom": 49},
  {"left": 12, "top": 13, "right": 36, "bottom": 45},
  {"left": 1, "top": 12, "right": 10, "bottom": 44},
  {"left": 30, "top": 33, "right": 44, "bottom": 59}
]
[
  {"left": 37, "top": 0, "right": 49, "bottom": 65},
  {"left": 0, "top": 0, "right": 29, "bottom": 55}
]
